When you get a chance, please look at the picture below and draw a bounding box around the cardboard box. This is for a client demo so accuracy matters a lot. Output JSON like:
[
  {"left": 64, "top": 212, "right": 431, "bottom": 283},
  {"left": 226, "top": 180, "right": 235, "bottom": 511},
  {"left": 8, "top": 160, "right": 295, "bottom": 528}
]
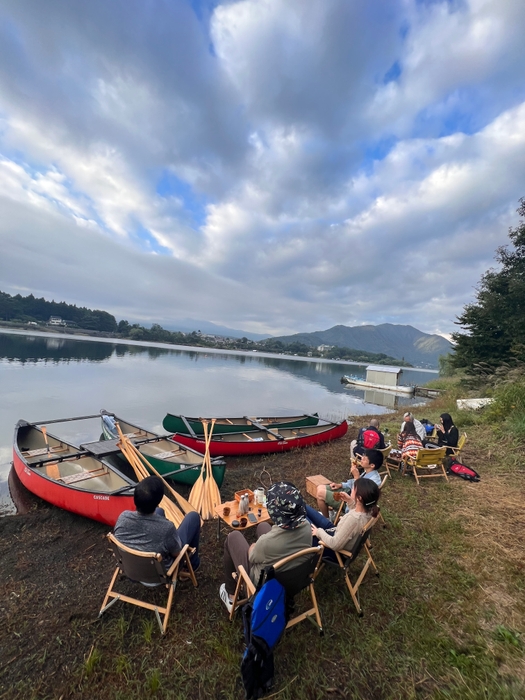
[{"left": 306, "top": 474, "right": 330, "bottom": 499}]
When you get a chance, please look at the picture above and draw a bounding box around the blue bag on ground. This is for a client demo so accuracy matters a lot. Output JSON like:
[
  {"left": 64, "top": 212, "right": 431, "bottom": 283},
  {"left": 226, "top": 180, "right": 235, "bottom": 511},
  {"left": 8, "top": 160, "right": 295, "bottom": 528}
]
[{"left": 241, "top": 570, "right": 287, "bottom": 699}]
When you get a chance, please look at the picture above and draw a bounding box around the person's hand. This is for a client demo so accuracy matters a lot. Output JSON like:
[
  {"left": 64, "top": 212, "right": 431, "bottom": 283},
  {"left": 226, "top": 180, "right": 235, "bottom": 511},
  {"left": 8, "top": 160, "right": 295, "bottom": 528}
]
[
  {"left": 350, "top": 464, "right": 360, "bottom": 478},
  {"left": 330, "top": 482, "right": 342, "bottom": 490},
  {"left": 311, "top": 524, "right": 318, "bottom": 537},
  {"left": 436, "top": 423, "right": 443, "bottom": 433},
  {"left": 340, "top": 492, "right": 354, "bottom": 504}
]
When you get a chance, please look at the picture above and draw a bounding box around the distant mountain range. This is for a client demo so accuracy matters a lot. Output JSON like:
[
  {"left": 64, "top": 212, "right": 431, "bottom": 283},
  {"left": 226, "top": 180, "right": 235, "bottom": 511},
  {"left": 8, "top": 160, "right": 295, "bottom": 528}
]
[
  {"left": 270, "top": 324, "right": 452, "bottom": 368},
  {"left": 163, "top": 319, "right": 268, "bottom": 341}
]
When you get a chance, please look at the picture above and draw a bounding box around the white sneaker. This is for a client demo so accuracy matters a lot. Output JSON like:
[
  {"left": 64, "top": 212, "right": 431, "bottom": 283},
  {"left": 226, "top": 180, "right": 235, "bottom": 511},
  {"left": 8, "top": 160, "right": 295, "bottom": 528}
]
[{"left": 219, "top": 583, "right": 233, "bottom": 614}]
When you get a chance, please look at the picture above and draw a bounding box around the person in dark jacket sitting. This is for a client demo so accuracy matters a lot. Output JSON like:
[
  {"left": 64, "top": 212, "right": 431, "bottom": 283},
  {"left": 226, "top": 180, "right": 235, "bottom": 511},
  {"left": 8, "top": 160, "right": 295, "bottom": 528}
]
[
  {"left": 435, "top": 413, "right": 459, "bottom": 455},
  {"left": 113, "top": 476, "right": 201, "bottom": 570},
  {"left": 350, "top": 418, "right": 386, "bottom": 459}
]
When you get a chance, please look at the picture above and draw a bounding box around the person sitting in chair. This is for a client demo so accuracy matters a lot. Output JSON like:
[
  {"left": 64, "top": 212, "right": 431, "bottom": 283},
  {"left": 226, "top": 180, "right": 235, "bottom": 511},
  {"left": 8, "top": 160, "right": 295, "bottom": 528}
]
[
  {"left": 397, "top": 421, "right": 423, "bottom": 462},
  {"left": 400, "top": 412, "right": 426, "bottom": 441},
  {"left": 219, "top": 482, "right": 311, "bottom": 613},
  {"left": 435, "top": 413, "right": 459, "bottom": 454},
  {"left": 113, "top": 475, "right": 201, "bottom": 571},
  {"left": 315, "top": 448, "right": 383, "bottom": 519},
  {"left": 307, "top": 479, "right": 380, "bottom": 559},
  {"left": 350, "top": 418, "right": 386, "bottom": 459}
]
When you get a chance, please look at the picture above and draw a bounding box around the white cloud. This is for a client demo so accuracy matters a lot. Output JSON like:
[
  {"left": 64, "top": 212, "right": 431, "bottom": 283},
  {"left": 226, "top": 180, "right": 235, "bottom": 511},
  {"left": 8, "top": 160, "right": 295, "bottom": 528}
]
[{"left": 0, "top": 0, "right": 524, "bottom": 338}]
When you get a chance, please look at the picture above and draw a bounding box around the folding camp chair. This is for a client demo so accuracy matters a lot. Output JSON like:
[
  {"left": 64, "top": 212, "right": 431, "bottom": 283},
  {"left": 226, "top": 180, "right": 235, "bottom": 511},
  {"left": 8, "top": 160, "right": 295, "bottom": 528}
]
[
  {"left": 320, "top": 516, "right": 379, "bottom": 616},
  {"left": 448, "top": 433, "right": 467, "bottom": 460},
  {"left": 403, "top": 447, "right": 448, "bottom": 486},
  {"left": 99, "top": 533, "right": 197, "bottom": 635},
  {"left": 229, "top": 546, "right": 324, "bottom": 635}
]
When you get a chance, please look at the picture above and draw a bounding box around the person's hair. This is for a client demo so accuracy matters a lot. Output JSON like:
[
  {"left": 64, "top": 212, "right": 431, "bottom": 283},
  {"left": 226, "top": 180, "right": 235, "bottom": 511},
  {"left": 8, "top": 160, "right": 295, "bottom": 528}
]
[
  {"left": 440, "top": 413, "right": 454, "bottom": 432},
  {"left": 403, "top": 412, "right": 413, "bottom": 421},
  {"left": 133, "top": 476, "right": 164, "bottom": 514},
  {"left": 355, "top": 479, "right": 380, "bottom": 517},
  {"left": 369, "top": 418, "right": 380, "bottom": 428},
  {"left": 402, "top": 421, "right": 419, "bottom": 438},
  {"left": 364, "top": 448, "right": 383, "bottom": 470}
]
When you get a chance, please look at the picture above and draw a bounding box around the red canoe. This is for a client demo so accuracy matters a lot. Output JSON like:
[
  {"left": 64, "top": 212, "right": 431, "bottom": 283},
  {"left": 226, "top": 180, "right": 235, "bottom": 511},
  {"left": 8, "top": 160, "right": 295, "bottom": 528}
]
[
  {"left": 172, "top": 420, "right": 348, "bottom": 456},
  {"left": 13, "top": 420, "right": 136, "bottom": 526}
]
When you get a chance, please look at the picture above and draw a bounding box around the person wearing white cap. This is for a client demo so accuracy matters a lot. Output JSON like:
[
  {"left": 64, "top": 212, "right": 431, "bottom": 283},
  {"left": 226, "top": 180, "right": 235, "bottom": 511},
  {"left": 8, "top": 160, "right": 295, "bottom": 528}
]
[{"left": 400, "top": 412, "right": 426, "bottom": 441}]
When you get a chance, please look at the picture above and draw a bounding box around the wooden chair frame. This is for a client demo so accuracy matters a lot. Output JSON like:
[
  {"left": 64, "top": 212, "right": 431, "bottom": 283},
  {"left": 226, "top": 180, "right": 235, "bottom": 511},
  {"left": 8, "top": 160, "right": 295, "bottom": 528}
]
[
  {"left": 319, "top": 516, "right": 379, "bottom": 616},
  {"left": 447, "top": 433, "right": 467, "bottom": 460},
  {"left": 229, "top": 546, "right": 324, "bottom": 635},
  {"left": 99, "top": 533, "right": 197, "bottom": 635},
  {"left": 403, "top": 447, "right": 448, "bottom": 486}
]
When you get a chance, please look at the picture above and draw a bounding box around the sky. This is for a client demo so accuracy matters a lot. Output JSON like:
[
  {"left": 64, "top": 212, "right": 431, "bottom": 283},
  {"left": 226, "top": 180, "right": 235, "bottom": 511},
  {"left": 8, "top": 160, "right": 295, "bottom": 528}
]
[{"left": 0, "top": 0, "right": 524, "bottom": 339}]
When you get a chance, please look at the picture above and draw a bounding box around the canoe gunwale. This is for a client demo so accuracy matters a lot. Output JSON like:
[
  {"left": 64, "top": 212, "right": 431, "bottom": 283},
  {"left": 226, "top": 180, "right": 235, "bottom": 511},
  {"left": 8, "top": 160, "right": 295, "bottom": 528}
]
[{"left": 13, "top": 421, "right": 136, "bottom": 525}]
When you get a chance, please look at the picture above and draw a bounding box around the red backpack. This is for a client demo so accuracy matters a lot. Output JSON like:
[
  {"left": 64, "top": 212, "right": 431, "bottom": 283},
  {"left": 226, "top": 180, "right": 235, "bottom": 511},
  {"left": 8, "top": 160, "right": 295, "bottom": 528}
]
[
  {"left": 447, "top": 459, "right": 480, "bottom": 482},
  {"left": 361, "top": 428, "right": 380, "bottom": 449}
]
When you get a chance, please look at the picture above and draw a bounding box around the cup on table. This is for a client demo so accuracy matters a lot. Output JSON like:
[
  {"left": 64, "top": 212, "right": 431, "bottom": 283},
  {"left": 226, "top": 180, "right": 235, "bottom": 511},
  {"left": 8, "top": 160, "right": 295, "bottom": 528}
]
[
  {"left": 239, "top": 517, "right": 248, "bottom": 528},
  {"left": 223, "top": 506, "right": 231, "bottom": 517}
]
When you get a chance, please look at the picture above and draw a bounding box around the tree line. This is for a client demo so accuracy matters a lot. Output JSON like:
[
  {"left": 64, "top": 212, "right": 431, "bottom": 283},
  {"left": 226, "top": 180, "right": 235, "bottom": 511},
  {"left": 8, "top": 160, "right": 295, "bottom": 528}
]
[{"left": 0, "top": 291, "right": 409, "bottom": 364}]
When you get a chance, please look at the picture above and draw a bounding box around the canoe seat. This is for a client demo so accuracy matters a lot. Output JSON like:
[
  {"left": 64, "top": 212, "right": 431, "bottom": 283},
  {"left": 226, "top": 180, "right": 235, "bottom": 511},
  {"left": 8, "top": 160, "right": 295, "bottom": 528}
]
[
  {"left": 23, "top": 446, "right": 68, "bottom": 457},
  {"left": 152, "top": 450, "right": 185, "bottom": 460},
  {"left": 59, "top": 466, "right": 108, "bottom": 484}
]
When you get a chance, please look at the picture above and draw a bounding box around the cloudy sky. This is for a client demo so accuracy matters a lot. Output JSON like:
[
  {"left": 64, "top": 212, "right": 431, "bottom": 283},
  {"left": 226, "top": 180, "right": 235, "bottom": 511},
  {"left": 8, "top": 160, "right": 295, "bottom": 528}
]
[{"left": 0, "top": 0, "right": 524, "bottom": 338}]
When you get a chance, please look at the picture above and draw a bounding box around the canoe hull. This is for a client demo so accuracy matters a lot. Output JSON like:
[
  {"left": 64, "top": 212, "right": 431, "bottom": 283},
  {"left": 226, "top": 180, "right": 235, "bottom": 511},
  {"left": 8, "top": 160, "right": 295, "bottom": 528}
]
[
  {"left": 162, "top": 413, "right": 320, "bottom": 435},
  {"left": 133, "top": 452, "right": 226, "bottom": 487},
  {"left": 172, "top": 421, "right": 348, "bottom": 456},
  {"left": 13, "top": 421, "right": 135, "bottom": 527},
  {"left": 12, "top": 448, "right": 135, "bottom": 527}
]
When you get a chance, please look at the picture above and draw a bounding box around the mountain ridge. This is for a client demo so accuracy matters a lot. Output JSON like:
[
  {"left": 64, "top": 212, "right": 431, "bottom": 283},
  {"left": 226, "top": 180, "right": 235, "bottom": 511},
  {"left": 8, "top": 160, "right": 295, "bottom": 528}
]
[{"left": 270, "top": 323, "right": 451, "bottom": 368}]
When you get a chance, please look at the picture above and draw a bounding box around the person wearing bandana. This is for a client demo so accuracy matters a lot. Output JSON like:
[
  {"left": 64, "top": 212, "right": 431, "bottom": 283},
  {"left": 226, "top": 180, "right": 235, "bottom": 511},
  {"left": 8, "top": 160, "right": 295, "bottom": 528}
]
[{"left": 219, "top": 482, "right": 311, "bottom": 613}]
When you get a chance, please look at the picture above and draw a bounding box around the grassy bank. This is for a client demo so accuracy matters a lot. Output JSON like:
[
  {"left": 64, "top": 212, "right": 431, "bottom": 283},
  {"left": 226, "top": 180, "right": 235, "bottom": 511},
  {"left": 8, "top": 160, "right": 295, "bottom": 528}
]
[{"left": 1, "top": 391, "right": 524, "bottom": 699}]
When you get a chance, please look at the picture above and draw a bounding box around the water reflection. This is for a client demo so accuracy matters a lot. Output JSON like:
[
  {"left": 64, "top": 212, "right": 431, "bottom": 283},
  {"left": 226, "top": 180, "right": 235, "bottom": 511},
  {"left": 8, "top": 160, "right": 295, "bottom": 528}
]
[{"left": 0, "top": 330, "right": 437, "bottom": 492}]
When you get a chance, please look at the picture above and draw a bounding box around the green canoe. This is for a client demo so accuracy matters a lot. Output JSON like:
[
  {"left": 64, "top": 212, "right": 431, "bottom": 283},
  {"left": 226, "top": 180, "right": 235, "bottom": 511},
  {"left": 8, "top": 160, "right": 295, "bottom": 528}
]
[
  {"left": 100, "top": 412, "right": 226, "bottom": 487},
  {"left": 162, "top": 413, "right": 320, "bottom": 436}
]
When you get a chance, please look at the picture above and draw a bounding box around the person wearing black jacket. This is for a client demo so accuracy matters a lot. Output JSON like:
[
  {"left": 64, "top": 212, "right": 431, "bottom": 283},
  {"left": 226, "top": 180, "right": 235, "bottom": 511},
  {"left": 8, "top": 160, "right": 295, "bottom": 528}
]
[{"left": 436, "top": 413, "right": 459, "bottom": 455}]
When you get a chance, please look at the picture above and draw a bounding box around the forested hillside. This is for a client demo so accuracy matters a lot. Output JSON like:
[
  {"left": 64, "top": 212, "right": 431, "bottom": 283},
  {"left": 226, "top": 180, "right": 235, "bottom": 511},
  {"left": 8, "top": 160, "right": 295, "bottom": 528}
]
[
  {"left": 271, "top": 323, "right": 451, "bottom": 368},
  {"left": 0, "top": 292, "right": 117, "bottom": 332}
]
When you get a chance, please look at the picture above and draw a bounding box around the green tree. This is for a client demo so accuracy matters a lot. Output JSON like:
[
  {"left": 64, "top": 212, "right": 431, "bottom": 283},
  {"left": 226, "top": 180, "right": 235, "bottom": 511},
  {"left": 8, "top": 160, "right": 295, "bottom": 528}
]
[{"left": 452, "top": 197, "right": 525, "bottom": 370}]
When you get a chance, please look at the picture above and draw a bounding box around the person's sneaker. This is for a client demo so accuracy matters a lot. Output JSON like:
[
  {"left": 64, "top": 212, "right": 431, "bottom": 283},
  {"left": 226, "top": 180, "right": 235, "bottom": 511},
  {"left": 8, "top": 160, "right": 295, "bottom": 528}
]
[{"left": 219, "top": 583, "right": 233, "bottom": 614}]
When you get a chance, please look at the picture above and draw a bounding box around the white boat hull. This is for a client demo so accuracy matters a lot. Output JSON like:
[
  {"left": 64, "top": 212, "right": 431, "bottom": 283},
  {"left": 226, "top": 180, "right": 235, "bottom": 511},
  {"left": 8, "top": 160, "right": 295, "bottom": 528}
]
[{"left": 342, "top": 376, "right": 414, "bottom": 395}]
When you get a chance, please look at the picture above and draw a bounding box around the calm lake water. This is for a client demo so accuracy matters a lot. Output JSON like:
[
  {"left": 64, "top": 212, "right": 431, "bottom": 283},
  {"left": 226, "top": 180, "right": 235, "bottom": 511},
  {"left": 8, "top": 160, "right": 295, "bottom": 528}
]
[{"left": 0, "top": 329, "right": 437, "bottom": 512}]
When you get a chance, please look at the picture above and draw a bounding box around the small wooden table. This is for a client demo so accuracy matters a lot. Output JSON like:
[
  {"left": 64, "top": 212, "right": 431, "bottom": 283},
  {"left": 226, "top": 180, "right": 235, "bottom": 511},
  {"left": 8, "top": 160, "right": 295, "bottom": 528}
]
[{"left": 214, "top": 499, "right": 271, "bottom": 538}]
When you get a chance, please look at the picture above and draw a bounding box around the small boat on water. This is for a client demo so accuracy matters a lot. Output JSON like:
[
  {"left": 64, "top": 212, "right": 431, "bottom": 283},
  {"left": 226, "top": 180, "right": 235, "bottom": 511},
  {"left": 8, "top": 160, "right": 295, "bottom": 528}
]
[
  {"left": 162, "top": 412, "right": 321, "bottom": 436},
  {"left": 171, "top": 420, "right": 348, "bottom": 456},
  {"left": 341, "top": 375, "right": 415, "bottom": 395},
  {"left": 99, "top": 412, "right": 226, "bottom": 487},
  {"left": 13, "top": 420, "right": 136, "bottom": 526}
]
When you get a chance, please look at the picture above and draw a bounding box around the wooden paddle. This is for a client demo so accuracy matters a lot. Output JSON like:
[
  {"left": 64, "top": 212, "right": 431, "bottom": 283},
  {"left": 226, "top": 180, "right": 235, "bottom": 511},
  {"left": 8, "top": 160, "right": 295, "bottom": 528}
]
[
  {"left": 189, "top": 418, "right": 216, "bottom": 519},
  {"left": 115, "top": 423, "right": 195, "bottom": 527},
  {"left": 41, "top": 426, "right": 50, "bottom": 455},
  {"left": 189, "top": 421, "right": 211, "bottom": 515}
]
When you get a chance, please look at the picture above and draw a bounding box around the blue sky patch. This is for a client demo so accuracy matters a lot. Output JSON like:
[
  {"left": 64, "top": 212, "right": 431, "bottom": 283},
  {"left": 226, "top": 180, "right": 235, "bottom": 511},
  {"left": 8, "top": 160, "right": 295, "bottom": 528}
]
[
  {"left": 130, "top": 223, "right": 172, "bottom": 255},
  {"left": 156, "top": 170, "right": 208, "bottom": 228},
  {"left": 383, "top": 61, "right": 401, "bottom": 84}
]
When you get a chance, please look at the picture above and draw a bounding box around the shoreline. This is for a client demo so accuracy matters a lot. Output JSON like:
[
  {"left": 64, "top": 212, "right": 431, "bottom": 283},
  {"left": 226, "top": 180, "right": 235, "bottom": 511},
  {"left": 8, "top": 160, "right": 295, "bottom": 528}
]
[{"left": 0, "top": 326, "right": 439, "bottom": 373}]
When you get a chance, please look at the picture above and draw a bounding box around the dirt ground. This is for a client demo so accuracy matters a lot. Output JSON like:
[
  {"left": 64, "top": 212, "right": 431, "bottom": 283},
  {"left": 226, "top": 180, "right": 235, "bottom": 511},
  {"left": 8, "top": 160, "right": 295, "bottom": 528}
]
[{"left": 1, "top": 418, "right": 524, "bottom": 700}]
